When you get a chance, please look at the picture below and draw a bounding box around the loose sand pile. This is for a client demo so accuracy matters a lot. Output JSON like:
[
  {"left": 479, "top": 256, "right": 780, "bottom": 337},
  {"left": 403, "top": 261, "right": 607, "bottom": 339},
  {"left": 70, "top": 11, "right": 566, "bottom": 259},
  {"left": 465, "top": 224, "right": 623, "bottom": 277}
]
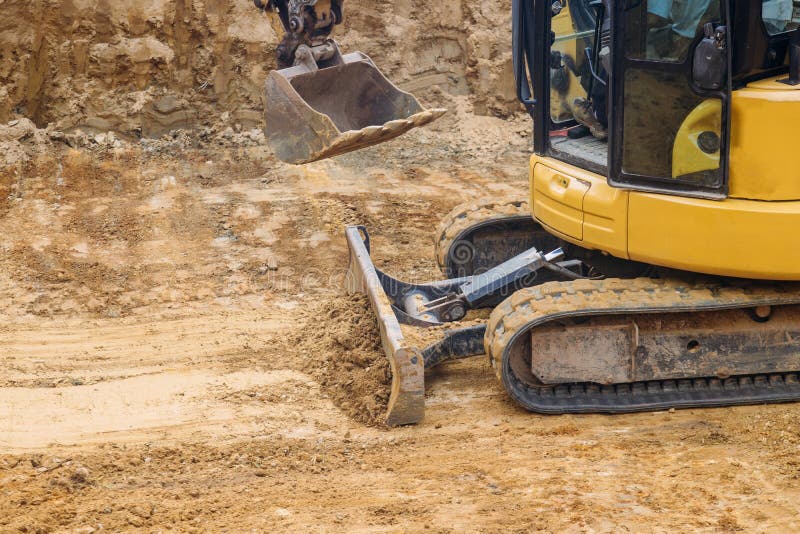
[{"left": 295, "top": 294, "right": 391, "bottom": 427}]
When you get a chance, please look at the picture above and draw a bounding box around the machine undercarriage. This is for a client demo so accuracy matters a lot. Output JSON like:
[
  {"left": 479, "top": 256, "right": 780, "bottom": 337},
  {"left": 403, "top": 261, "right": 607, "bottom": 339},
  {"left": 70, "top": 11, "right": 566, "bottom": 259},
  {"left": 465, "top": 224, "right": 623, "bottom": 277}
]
[{"left": 346, "top": 201, "right": 800, "bottom": 425}]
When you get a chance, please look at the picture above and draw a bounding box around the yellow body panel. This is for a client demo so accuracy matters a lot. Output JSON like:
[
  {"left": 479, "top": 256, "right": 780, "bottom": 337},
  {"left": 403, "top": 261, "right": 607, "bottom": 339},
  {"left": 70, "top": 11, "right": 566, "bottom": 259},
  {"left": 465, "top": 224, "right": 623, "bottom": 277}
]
[
  {"left": 581, "top": 170, "right": 629, "bottom": 260},
  {"left": 627, "top": 193, "right": 800, "bottom": 279},
  {"left": 532, "top": 158, "right": 629, "bottom": 258},
  {"left": 531, "top": 162, "right": 589, "bottom": 240},
  {"left": 729, "top": 78, "right": 800, "bottom": 200},
  {"left": 530, "top": 154, "right": 800, "bottom": 280}
]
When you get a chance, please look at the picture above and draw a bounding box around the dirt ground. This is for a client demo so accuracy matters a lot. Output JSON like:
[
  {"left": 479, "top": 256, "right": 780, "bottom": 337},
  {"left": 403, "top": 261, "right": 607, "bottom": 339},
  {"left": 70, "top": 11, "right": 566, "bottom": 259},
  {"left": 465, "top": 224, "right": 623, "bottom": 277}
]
[
  {"left": 2, "top": 1, "right": 800, "bottom": 533},
  {"left": 2, "top": 103, "right": 800, "bottom": 534}
]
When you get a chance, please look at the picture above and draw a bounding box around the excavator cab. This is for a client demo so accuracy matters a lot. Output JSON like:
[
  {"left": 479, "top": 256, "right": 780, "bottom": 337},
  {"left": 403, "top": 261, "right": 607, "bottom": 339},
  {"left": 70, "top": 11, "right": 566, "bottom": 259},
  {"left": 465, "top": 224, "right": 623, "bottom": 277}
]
[
  {"left": 259, "top": 0, "right": 445, "bottom": 164},
  {"left": 523, "top": 0, "right": 800, "bottom": 197},
  {"left": 521, "top": 0, "right": 732, "bottom": 195}
]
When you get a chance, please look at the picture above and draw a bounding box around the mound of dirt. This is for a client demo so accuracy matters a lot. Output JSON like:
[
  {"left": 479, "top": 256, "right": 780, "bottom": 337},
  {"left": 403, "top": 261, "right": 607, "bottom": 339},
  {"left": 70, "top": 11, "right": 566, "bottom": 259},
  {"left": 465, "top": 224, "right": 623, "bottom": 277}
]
[
  {"left": 295, "top": 293, "right": 391, "bottom": 427},
  {"left": 0, "top": 118, "right": 56, "bottom": 167}
]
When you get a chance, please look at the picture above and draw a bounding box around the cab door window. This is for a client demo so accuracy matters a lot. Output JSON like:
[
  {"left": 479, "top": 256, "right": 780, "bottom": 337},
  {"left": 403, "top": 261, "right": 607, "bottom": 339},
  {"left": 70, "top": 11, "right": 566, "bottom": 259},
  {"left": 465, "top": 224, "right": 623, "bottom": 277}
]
[
  {"left": 609, "top": 0, "right": 729, "bottom": 197},
  {"left": 762, "top": 0, "right": 800, "bottom": 34},
  {"left": 640, "top": 0, "right": 720, "bottom": 61}
]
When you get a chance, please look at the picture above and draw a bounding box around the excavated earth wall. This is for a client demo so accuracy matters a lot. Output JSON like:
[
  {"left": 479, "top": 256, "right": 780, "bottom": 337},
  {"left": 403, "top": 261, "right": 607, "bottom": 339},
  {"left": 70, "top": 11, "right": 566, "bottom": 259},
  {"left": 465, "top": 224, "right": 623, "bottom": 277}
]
[{"left": 0, "top": 0, "right": 516, "bottom": 135}]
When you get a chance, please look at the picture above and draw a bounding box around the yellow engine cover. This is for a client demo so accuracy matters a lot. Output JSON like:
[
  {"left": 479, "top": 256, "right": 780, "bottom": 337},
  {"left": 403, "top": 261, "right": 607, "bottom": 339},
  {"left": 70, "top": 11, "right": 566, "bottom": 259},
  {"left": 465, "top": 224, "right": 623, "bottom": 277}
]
[{"left": 729, "top": 78, "right": 800, "bottom": 201}]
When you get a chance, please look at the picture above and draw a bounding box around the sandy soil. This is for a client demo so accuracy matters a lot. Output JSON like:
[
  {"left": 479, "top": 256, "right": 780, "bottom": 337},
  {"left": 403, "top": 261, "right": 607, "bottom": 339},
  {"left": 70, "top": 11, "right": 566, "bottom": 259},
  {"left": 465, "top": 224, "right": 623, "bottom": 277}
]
[
  {"left": 1, "top": 1, "right": 800, "bottom": 532},
  {"left": 1, "top": 105, "right": 800, "bottom": 533}
]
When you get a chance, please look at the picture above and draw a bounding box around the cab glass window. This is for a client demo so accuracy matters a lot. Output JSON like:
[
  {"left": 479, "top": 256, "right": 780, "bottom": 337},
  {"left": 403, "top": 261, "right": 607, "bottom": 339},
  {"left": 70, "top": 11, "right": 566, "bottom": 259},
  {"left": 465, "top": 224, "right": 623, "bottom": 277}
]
[
  {"left": 627, "top": 0, "right": 720, "bottom": 62},
  {"left": 762, "top": 0, "right": 800, "bottom": 35},
  {"left": 549, "top": 0, "right": 598, "bottom": 125}
]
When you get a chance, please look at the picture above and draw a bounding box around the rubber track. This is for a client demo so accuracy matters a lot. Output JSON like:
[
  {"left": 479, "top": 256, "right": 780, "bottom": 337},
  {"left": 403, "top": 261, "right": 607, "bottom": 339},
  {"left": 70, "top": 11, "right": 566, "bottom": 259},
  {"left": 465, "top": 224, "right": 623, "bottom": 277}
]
[
  {"left": 433, "top": 197, "right": 530, "bottom": 276},
  {"left": 485, "top": 278, "right": 800, "bottom": 414}
]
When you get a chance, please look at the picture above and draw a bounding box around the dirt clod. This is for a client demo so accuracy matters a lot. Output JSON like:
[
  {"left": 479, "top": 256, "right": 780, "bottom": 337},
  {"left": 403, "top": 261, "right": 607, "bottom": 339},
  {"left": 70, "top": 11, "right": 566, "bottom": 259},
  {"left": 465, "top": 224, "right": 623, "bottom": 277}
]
[{"left": 70, "top": 466, "right": 92, "bottom": 486}]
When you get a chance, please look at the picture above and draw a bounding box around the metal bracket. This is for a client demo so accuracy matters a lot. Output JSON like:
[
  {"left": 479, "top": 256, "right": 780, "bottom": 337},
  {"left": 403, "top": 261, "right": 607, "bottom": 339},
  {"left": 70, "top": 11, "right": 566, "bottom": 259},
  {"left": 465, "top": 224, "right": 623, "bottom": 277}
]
[
  {"left": 412, "top": 247, "right": 567, "bottom": 322},
  {"left": 292, "top": 40, "right": 342, "bottom": 72},
  {"left": 349, "top": 227, "right": 585, "bottom": 328},
  {"left": 459, "top": 247, "right": 564, "bottom": 305}
]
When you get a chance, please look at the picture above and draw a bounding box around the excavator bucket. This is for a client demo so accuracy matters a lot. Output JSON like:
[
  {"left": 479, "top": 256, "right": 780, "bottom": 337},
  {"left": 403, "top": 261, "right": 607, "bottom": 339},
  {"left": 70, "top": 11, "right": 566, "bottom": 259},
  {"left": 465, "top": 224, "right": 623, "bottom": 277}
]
[
  {"left": 265, "top": 51, "right": 446, "bottom": 164},
  {"left": 345, "top": 226, "right": 425, "bottom": 426}
]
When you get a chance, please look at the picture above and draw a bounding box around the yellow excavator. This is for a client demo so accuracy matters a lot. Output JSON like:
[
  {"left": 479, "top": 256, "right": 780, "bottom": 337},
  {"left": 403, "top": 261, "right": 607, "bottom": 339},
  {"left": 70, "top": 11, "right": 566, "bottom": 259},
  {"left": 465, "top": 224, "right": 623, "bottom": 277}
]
[{"left": 260, "top": 0, "right": 800, "bottom": 425}]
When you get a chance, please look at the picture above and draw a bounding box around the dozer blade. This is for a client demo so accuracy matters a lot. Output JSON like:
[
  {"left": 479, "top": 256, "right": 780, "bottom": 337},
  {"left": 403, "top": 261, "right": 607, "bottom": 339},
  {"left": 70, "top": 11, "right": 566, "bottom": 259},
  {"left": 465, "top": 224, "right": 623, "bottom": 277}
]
[
  {"left": 345, "top": 225, "right": 425, "bottom": 426},
  {"left": 265, "top": 52, "right": 446, "bottom": 164}
]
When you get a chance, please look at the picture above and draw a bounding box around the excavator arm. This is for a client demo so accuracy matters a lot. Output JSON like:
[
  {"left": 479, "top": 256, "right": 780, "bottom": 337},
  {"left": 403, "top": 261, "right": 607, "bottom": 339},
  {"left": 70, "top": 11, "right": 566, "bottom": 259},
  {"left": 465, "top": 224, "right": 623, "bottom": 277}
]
[{"left": 255, "top": 0, "right": 344, "bottom": 68}]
